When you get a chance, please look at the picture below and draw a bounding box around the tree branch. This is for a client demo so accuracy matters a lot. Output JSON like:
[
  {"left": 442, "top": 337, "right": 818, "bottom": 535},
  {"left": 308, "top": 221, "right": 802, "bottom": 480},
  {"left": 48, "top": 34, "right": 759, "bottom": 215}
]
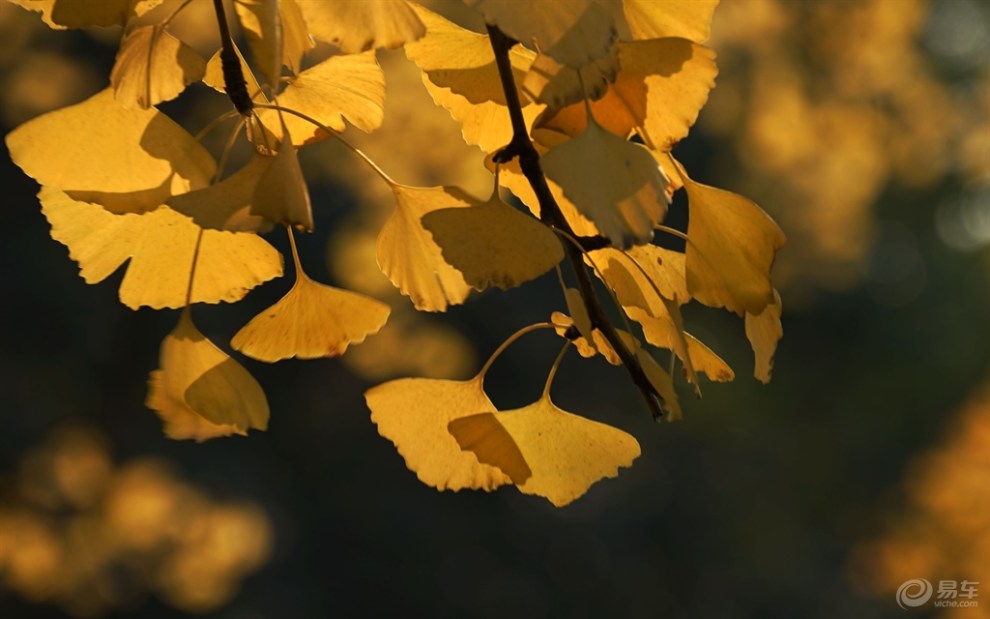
[
  {"left": 212, "top": 0, "right": 254, "bottom": 115},
  {"left": 486, "top": 25, "right": 666, "bottom": 420}
]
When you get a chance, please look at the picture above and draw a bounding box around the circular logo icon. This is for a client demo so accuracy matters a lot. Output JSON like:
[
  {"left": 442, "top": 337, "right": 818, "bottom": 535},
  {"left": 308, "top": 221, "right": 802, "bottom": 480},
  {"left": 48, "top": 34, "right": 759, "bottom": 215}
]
[{"left": 897, "top": 578, "right": 934, "bottom": 609}]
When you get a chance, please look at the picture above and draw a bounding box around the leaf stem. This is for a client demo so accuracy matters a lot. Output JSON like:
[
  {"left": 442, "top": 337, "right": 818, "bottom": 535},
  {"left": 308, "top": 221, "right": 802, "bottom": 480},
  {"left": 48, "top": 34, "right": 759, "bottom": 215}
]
[
  {"left": 542, "top": 342, "right": 571, "bottom": 399},
  {"left": 476, "top": 322, "right": 555, "bottom": 386},
  {"left": 486, "top": 25, "right": 665, "bottom": 419}
]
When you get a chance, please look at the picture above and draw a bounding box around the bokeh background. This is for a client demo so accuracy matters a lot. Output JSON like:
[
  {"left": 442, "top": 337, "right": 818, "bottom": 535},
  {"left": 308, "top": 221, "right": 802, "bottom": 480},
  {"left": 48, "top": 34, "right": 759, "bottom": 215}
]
[{"left": 1, "top": 0, "right": 988, "bottom": 617}]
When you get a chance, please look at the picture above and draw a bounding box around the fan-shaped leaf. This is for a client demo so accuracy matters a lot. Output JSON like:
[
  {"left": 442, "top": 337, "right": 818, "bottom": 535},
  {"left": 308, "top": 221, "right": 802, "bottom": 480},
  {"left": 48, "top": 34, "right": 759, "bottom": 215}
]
[
  {"left": 110, "top": 25, "right": 206, "bottom": 109},
  {"left": 296, "top": 0, "right": 424, "bottom": 52}
]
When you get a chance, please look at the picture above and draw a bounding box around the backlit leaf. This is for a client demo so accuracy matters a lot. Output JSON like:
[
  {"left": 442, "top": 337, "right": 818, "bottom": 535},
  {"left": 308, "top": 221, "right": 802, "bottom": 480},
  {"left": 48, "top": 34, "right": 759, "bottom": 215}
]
[
  {"left": 422, "top": 191, "right": 563, "bottom": 291},
  {"left": 541, "top": 117, "right": 667, "bottom": 248},
  {"left": 148, "top": 310, "right": 269, "bottom": 439},
  {"left": 5, "top": 88, "right": 215, "bottom": 214},
  {"left": 252, "top": 142, "right": 313, "bottom": 231},
  {"left": 232, "top": 259, "right": 389, "bottom": 362},
  {"left": 8, "top": 0, "right": 164, "bottom": 29},
  {"left": 617, "top": 0, "right": 719, "bottom": 43},
  {"left": 745, "top": 289, "right": 782, "bottom": 383},
  {"left": 235, "top": 0, "right": 284, "bottom": 86},
  {"left": 376, "top": 185, "right": 473, "bottom": 312},
  {"left": 635, "top": 348, "right": 683, "bottom": 420},
  {"left": 495, "top": 156, "right": 601, "bottom": 237},
  {"left": 464, "top": 0, "right": 617, "bottom": 68},
  {"left": 625, "top": 307, "right": 734, "bottom": 383},
  {"left": 366, "top": 377, "right": 513, "bottom": 491},
  {"left": 204, "top": 43, "right": 263, "bottom": 99},
  {"left": 110, "top": 25, "right": 206, "bottom": 110},
  {"left": 39, "top": 188, "right": 283, "bottom": 309},
  {"left": 166, "top": 155, "right": 275, "bottom": 233},
  {"left": 521, "top": 47, "right": 618, "bottom": 111},
  {"left": 296, "top": 0, "right": 425, "bottom": 52},
  {"left": 449, "top": 394, "right": 640, "bottom": 506}
]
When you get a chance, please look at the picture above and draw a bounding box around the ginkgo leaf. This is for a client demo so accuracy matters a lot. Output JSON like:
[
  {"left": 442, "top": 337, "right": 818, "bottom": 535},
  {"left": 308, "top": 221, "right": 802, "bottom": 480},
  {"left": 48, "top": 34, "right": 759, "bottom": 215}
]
[
  {"left": 252, "top": 142, "right": 313, "bottom": 231},
  {"left": 5, "top": 88, "right": 215, "bottom": 214},
  {"left": 625, "top": 306, "right": 733, "bottom": 383},
  {"left": 522, "top": 47, "right": 618, "bottom": 111},
  {"left": 494, "top": 156, "right": 601, "bottom": 237},
  {"left": 449, "top": 393, "right": 640, "bottom": 506},
  {"left": 146, "top": 370, "right": 247, "bottom": 442},
  {"left": 204, "top": 43, "right": 263, "bottom": 99},
  {"left": 232, "top": 259, "right": 389, "bottom": 362},
  {"left": 541, "top": 117, "right": 667, "bottom": 248},
  {"left": 422, "top": 191, "right": 563, "bottom": 291},
  {"left": 365, "top": 377, "right": 513, "bottom": 491},
  {"left": 166, "top": 155, "right": 274, "bottom": 233},
  {"left": 8, "top": 0, "right": 164, "bottom": 29},
  {"left": 552, "top": 309, "right": 642, "bottom": 367},
  {"left": 148, "top": 310, "right": 269, "bottom": 438},
  {"left": 110, "top": 25, "right": 206, "bottom": 110},
  {"left": 536, "top": 39, "right": 717, "bottom": 151},
  {"left": 406, "top": 5, "right": 540, "bottom": 154},
  {"left": 235, "top": 0, "right": 284, "bottom": 86},
  {"left": 617, "top": 0, "right": 719, "bottom": 43},
  {"left": 563, "top": 287, "right": 593, "bottom": 344},
  {"left": 745, "top": 289, "right": 782, "bottom": 383},
  {"left": 588, "top": 245, "right": 690, "bottom": 306},
  {"left": 635, "top": 348, "right": 683, "bottom": 420},
  {"left": 464, "top": 0, "right": 617, "bottom": 68},
  {"left": 376, "top": 185, "right": 473, "bottom": 312},
  {"left": 551, "top": 312, "right": 598, "bottom": 359},
  {"left": 296, "top": 0, "right": 425, "bottom": 53},
  {"left": 256, "top": 52, "right": 385, "bottom": 145},
  {"left": 678, "top": 163, "right": 786, "bottom": 315},
  {"left": 40, "top": 188, "right": 283, "bottom": 309}
]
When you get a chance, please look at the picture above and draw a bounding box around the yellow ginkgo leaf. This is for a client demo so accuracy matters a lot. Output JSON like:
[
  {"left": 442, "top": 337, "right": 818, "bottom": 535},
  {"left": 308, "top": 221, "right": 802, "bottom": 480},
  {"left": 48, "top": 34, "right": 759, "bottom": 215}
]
[
  {"left": 204, "top": 43, "right": 263, "bottom": 99},
  {"left": 296, "top": 0, "right": 424, "bottom": 53},
  {"left": 588, "top": 246, "right": 690, "bottom": 306},
  {"left": 148, "top": 310, "right": 269, "bottom": 438},
  {"left": 5, "top": 88, "right": 215, "bottom": 214},
  {"left": 8, "top": 0, "right": 163, "bottom": 29},
  {"left": 679, "top": 166, "right": 786, "bottom": 315},
  {"left": 521, "top": 47, "right": 618, "bottom": 111},
  {"left": 536, "top": 39, "right": 717, "bottom": 151},
  {"left": 40, "top": 188, "right": 283, "bottom": 309},
  {"left": 147, "top": 370, "right": 248, "bottom": 442},
  {"left": 635, "top": 348, "right": 683, "bottom": 420},
  {"left": 422, "top": 191, "right": 563, "bottom": 291},
  {"left": 256, "top": 52, "right": 385, "bottom": 145},
  {"left": 745, "top": 289, "right": 782, "bottom": 383},
  {"left": 449, "top": 394, "right": 641, "bottom": 506},
  {"left": 550, "top": 312, "right": 598, "bottom": 359},
  {"left": 541, "top": 117, "right": 668, "bottom": 248},
  {"left": 617, "top": 0, "right": 719, "bottom": 43},
  {"left": 365, "top": 377, "right": 513, "bottom": 491},
  {"left": 376, "top": 185, "right": 473, "bottom": 312},
  {"left": 110, "top": 25, "right": 206, "bottom": 110},
  {"left": 494, "top": 156, "right": 601, "bottom": 237},
  {"left": 235, "top": 0, "right": 313, "bottom": 83},
  {"left": 405, "top": 5, "right": 540, "bottom": 154},
  {"left": 252, "top": 142, "right": 313, "bottom": 232},
  {"left": 625, "top": 307, "right": 733, "bottom": 383},
  {"left": 232, "top": 253, "right": 390, "bottom": 362},
  {"left": 464, "top": 0, "right": 617, "bottom": 68},
  {"left": 166, "top": 155, "right": 274, "bottom": 233}
]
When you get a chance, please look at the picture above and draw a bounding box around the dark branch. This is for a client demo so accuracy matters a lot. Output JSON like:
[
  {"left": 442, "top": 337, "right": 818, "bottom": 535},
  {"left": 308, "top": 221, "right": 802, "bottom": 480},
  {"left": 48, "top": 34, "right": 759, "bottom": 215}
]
[
  {"left": 212, "top": 0, "right": 253, "bottom": 115},
  {"left": 486, "top": 25, "right": 665, "bottom": 420}
]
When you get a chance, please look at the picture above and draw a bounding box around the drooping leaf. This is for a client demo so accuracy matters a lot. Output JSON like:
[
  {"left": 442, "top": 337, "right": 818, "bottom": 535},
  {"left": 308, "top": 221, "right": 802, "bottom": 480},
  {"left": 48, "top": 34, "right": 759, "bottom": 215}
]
[
  {"left": 366, "top": 377, "right": 513, "bottom": 491},
  {"left": 449, "top": 394, "right": 640, "bottom": 506},
  {"left": 5, "top": 88, "right": 215, "bottom": 214},
  {"left": 110, "top": 25, "right": 206, "bottom": 109},
  {"left": 234, "top": 0, "right": 284, "bottom": 86},
  {"left": 464, "top": 0, "right": 618, "bottom": 68},
  {"left": 635, "top": 348, "right": 683, "bottom": 420},
  {"left": 252, "top": 141, "right": 313, "bottom": 231},
  {"left": 166, "top": 155, "right": 274, "bottom": 233},
  {"left": 148, "top": 310, "right": 269, "bottom": 440},
  {"left": 39, "top": 188, "right": 283, "bottom": 309},
  {"left": 257, "top": 51, "right": 385, "bottom": 145},
  {"left": 521, "top": 47, "right": 618, "bottom": 111},
  {"left": 8, "top": 0, "right": 164, "bottom": 29},
  {"left": 625, "top": 306, "right": 734, "bottom": 383},
  {"left": 678, "top": 162, "right": 786, "bottom": 315},
  {"left": 536, "top": 38, "right": 717, "bottom": 151},
  {"left": 296, "top": 0, "right": 425, "bottom": 53},
  {"left": 745, "top": 289, "right": 783, "bottom": 383},
  {"left": 405, "top": 5, "right": 540, "bottom": 154},
  {"left": 232, "top": 260, "right": 390, "bottom": 362},
  {"left": 541, "top": 117, "right": 668, "bottom": 248},
  {"left": 617, "top": 0, "right": 719, "bottom": 43},
  {"left": 588, "top": 245, "right": 690, "bottom": 305},
  {"left": 422, "top": 191, "right": 563, "bottom": 291},
  {"left": 376, "top": 185, "right": 473, "bottom": 312}
]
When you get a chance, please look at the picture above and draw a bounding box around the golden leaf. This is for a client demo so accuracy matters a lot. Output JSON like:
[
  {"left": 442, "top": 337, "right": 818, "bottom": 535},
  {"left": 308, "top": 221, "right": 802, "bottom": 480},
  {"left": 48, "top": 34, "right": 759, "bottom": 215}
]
[
  {"left": 680, "top": 167, "right": 786, "bottom": 315},
  {"left": 203, "top": 43, "right": 263, "bottom": 99},
  {"left": 252, "top": 142, "right": 313, "bottom": 232},
  {"left": 422, "top": 191, "right": 563, "bottom": 291},
  {"left": 148, "top": 311, "right": 269, "bottom": 440},
  {"left": 745, "top": 289, "right": 783, "bottom": 383},
  {"left": 588, "top": 245, "right": 690, "bottom": 305},
  {"left": 257, "top": 52, "right": 385, "bottom": 145},
  {"left": 235, "top": 0, "right": 314, "bottom": 83},
  {"left": 8, "top": 0, "right": 164, "bottom": 29},
  {"left": 166, "top": 155, "right": 274, "bottom": 233},
  {"left": 39, "top": 188, "right": 283, "bottom": 309},
  {"left": 635, "top": 348, "right": 683, "bottom": 421},
  {"left": 521, "top": 47, "right": 618, "bottom": 111},
  {"left": 625, "top": 306, "right": 734, "bottom": 383},
  {"left": 376, "top": 185, "right": 473, "bottom": 312},
  {"left": 5, "top": 88, "right": 215, "bottom": 214},
  {"left": 406, "top": 5, "right": 539, "bottom": 154},
  {"left": 449, "top": 394, "right": 641, "bottom": 506},
  {"left": 536, "top": 38, "right": 717, "bottom": 151},
  {"left": 232, "top": 254, "right": 389, "bottom": 362},
  {"left": 110, "top": 25, "right": 206, "bottom": 110},
  {"left": 464, "top": 0, "right": 617, "bottom": 68},
  {"left": 541, "top": 118, "right": 667, "bottom": 248},
  {"left": 617, "top": 0, "right": 719, "bottom": 43},
  {"left": 494, "top": 156, "right": 601, "bottom": 237},
  {"left": 296, "top": 0, "right": 425, "bottom": 52},
  {"left": 365, "top": 377, "right": 512, "bottom": 491}
]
